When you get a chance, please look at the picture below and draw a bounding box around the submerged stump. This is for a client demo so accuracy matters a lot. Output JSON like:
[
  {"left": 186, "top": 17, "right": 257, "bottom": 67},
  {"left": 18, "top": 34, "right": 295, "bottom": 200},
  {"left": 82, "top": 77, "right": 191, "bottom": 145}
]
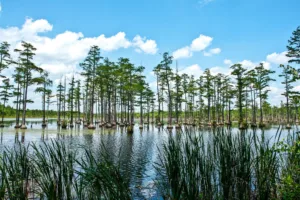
[
  {"left": 119, "top": 123, "right": 125, "bottom": 127},
  {"left": 175, "top": 124, "right": 181, "bottom": 129},
  {"left": 106, "top": 123, "right": 112, "bottom": 128},
  {"left": 167, "top": 125, "right": 173, "bottom": 129},
  {"left": 88, "top": 124, "right": 96, "bottom": 129},
  {"left": 251, "top": 123, "right": 258, "bottom": 128},
  {"left": 20, "top": 124, "right": 27, "bottom": 129},
  {"left": 61, "top": 125, "right": 67, "bottom": 129},
  {"left": 258, "top": 123, "right": 265, "bottom": 128},
  {"left": 14, "top": 124, "right": 21, "bottom": 129},
  {"left": 127, "top": 126, "right": 134, "bottom": 134}
]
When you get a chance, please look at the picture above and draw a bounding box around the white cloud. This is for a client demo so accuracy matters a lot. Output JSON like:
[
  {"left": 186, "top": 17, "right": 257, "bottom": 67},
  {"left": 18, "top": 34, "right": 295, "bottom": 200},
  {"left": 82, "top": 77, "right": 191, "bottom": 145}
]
[
  {"left": 23, "top": 18, "right": 53, "bottom": 34},
  {"left": 204, "top": 48, "right": 221, "bottom": 56},
  {"left": 0, "top": 18, "right": 158, "bottom": 109},
  {"left": 261, "top": 61, "right": 271, "bottom": 70},
  {"left": 40, "top": 63, "right": 76, "bottom": 75},
  {"left": 239, "top": 60, "right": 271, "bottom": 70},
  {"left": 294, "top": 85, "right": 300, "bottom": 92},
  {"left": 0, "top": 2, "right": 2, "bottom": 12},
  {"left": 210, "top": 48, "right": 221, "bottom": 54},
  {"left": 266, "top": 51, "right": 289, "bottom": 65},
  {"left": 267, "top": 86, "right": 285, "bottom": 105},
  {"left": 239, "top": 60, "right": 255, "bottom": 69},
  {"left": 268, "top": 86, "right": 282, "bottom": 94},
  {"left": 0, "top": 18, "right": 158, "bottom": 75},
  {"left": 132, "top": 35, "right": 158, "bottom": 54},
  {"left": 224, "top": 59, "right": 233, "bottom": 65},
  {"left": 210, "top": 66, "right": 232, "bottom": 76},
  {"left": 179, "top": 64, "right": 203, "bottom": 77},
  {"left": 0, "top": 18, "right": 157, "bottom": 58},
  {"left": 172, "top": 46, "right": 193, "bottom": 59},
  {"left": 190, "top": 34, "right": 213, "bottom": 51},
  {"left": 172, "top": 34, "right": 217, "bottom": 60}
]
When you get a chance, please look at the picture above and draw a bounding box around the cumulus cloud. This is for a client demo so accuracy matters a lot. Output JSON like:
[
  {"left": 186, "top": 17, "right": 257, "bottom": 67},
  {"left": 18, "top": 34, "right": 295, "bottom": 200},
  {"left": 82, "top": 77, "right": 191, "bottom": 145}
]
[
  {"left": 172, "top": 46, "right": 193, "bottom": 59},
  {"left": 179, "top": 64, "right": 203, "bottom": 77},
  {"left": 190, "top": 35, "right": 213, "bottom": 51},
  {"left": 132, "top": 35, "right": 158, "bottom": 54},
  {"left": 239, "top": 60, "right": 271, "bottom": 70},
  {"left": 0, "top": 18, "right": 158, "bottom": 109},
  {"left": 0, "top": 2, "right": 2, "bottom": 13},
  {"left": 0, "top": 18, "right": 157, "bottom": 62},
  {"left": 172, "top": 34, "right": 218, "bottom": 59},
  {"left": 239, "top": 60, "right": 256, "bottom": 69},
  {"left": 0, "top": 18, "right": 158, "bottom": 76},
  {"left": 210, "top": 66, "right": 232, "bottom": 76},
  {"left": 266, "top": 51, "right": 289, "bottom": 65},
  {"left": 224, "top": 59, "right": 233, "bottom": 66},
  {"left": 204, "top": 48, "right": 221, "bottom": 56}
]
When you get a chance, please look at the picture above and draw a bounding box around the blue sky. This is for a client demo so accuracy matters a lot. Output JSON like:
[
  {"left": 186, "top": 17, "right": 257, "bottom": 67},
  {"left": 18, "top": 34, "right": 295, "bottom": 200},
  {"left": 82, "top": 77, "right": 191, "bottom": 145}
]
[{"left": 0, "top": 0, "right": 299, "bottom": 108}]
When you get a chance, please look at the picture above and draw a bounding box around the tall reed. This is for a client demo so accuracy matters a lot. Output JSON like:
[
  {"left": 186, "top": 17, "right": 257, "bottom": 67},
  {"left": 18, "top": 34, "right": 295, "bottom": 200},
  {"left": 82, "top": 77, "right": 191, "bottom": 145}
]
[
  {"left": 0, "top": 140, "right": 131, "bottom": 199},
  {"left": 155, "top": 127, "right": 292, "bottom": 200}
]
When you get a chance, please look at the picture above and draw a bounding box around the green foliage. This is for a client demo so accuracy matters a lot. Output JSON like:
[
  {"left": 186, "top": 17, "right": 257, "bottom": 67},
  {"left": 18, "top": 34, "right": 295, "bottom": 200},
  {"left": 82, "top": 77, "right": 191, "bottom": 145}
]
[
  {"left": 0, "top": 78, "right": 13, "bottom": 123},
  {"left": 155, "top": 128, "right": 300, "bottom": 199},
  {"left": 278, "top": 138, "right": 300, "bottom": 199},
  {"left": 0, "top": 41, "right": 11, "bottom": 77},
  {"left": 231, "top": 64, "right": 247, "bottom": 125},
  {"left": 14, "top": 41, "right": 44, "bottom": 126},
  {"left": 0, "top": 140, "right": 131, "bottom": 199},
  {"left": 286, "top": 26, "right": 300, "bottom": 65}
]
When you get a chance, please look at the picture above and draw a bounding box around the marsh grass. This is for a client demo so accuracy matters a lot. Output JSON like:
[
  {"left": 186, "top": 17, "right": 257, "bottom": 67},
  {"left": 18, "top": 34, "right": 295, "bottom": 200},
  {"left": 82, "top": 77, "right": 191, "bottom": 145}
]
[
  {"left": 155, "top": 127, "right": 299, "bottom": 200},
  {"left": 0, "top": 140, "right": 131, "bottom": 199}
]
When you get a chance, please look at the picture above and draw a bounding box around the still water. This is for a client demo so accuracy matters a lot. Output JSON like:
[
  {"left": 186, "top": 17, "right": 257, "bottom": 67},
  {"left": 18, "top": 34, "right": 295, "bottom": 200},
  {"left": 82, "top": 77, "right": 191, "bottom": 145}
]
[{"left": 0, "top": 118, "right": 295, "bottom": 199}]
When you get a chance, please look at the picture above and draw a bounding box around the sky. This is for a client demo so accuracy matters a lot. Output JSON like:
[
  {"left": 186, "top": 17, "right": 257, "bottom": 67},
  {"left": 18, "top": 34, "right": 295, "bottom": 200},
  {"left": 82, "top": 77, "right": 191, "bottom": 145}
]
[{"left": 0, "top": 0, "right": 299, "bottom": 109}]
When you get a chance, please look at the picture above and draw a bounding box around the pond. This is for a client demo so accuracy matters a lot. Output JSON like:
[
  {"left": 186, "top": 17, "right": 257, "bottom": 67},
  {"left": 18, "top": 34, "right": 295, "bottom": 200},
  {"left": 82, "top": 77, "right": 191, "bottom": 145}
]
[{"left": 0, "top": 118, "right": 296, "bottom": 199}]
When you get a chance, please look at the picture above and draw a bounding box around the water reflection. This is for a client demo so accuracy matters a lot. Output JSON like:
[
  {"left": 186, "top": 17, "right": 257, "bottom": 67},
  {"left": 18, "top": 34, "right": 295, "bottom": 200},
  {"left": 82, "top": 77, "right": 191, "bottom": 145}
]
[{"left": 0, "top": 118, "right": 296, "bottom": 199}]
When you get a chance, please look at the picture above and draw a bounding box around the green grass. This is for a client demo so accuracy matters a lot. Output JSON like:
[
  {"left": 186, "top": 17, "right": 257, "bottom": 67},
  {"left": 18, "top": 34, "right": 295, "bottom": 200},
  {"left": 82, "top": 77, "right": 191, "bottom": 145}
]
[
  {"left": 155, "top": 127, "right": 299, "bottom": 199},
  {"left": 0, "top": 140, "right": 131, "bottom": 199},
  {"left": 0, "top": 127, "right": 299, "bottom": 199}
]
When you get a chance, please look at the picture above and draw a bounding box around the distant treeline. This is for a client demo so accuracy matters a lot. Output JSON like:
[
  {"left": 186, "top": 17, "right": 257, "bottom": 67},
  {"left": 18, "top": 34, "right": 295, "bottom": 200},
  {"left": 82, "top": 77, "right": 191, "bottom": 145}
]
[{"left": 0, "top": 105, "right": 57, "bottom": 118}]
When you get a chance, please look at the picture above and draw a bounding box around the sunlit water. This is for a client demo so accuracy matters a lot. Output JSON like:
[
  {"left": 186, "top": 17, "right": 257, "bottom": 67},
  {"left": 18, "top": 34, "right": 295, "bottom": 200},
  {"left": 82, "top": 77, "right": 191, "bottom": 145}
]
[{"left": 0, "top": 118, "right": 296, "bottom": 199}]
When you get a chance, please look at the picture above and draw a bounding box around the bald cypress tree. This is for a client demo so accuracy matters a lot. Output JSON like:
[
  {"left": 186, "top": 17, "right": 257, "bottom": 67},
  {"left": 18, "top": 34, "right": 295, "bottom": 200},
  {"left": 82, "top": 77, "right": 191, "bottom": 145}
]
[
  {"left": 173, "top": 65, "right": 183, "bottom": 127},
  {"left": 279, "top": 64, "right": 297, "bottom": 128},
  {"left": 203, "top": 69, "right": 214, "bottom": 124},
  {"left": 159, "top": 52, "right": 173, "bottom": 129},
  {"left": 34, "top": 71, "right": 52, "bottom": 127},
  {"left": 14, "top": 41, "right": 44, "bottom": 129},
  {"left": 153, "top": 64, "right": 162, "bottom": 125},
  {"left": 74, "top": 80, "right": 81, "bottom": 124},
  {"left": 56, "top": 80, "right": 64, "bottom": 126},
  {"left": 0, "top": 42, "right": 11, "bottom": 77},
  {"left": 247, "top": 63, "right": 275, "bottom": 127},
  {"left": 287, "top": 26, "right": 300, "bottom": 65},
  {"left": 68, "top": 75, "right": 75, "bottom": 128},
  {"left": 13, "top": 67, "right": 23, "bottom": 128},
  {"left": 231, "top": 64, "right": 247, "bottom": 128},
  {"left": 0, "top": 78, "right": 13, "bottom": 127},
  {"left": 80, "top": 46, "right": 102, "bottom": 129}
]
